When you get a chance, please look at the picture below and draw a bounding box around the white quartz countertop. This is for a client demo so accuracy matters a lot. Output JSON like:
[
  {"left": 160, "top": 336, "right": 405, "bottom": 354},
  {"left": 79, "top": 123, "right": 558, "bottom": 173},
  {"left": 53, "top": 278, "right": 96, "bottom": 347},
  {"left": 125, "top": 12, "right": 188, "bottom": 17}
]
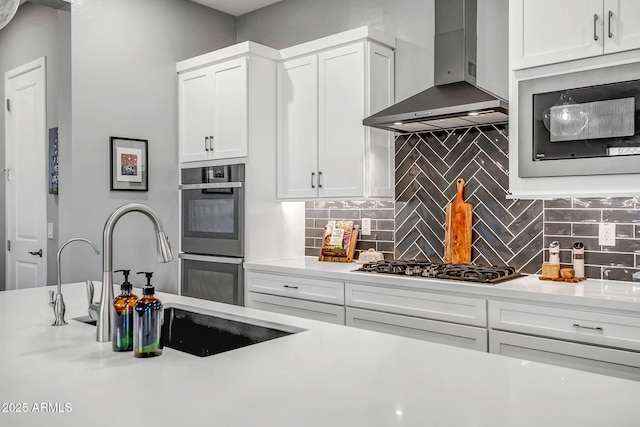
[
  {"left": 244, "top": 257, "right": 640, "bottom": 312},
  {"left": 2, "top": 283, "right": 640, "bottom": 426}
]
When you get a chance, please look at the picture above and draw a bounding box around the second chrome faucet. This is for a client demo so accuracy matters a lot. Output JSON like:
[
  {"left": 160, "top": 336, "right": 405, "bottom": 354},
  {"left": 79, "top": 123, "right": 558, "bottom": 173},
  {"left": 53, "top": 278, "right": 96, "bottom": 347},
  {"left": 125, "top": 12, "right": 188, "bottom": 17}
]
[{"left": 50, "top": 238, "right": 100, "bottom": 326}]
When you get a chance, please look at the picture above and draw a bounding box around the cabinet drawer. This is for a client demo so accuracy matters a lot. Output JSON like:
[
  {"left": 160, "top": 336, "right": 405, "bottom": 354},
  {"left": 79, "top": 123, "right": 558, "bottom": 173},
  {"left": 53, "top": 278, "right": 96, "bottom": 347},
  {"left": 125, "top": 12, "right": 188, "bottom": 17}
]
[
  {"left": 246, "top": 272, "right": 344, "bottom": 304},
  {"left": 247, "top": 292, "right": 345, "bottom": 325},
  {"left": 347, "top": 308, "right": 487, "bottom": 352},
  {"left": 489, "top": 300, "right": 640, "bottom": 351},
  {"left": 489, "top": 330, "right": 640, "bottom": 382},
  {"left": 345, "top": 283, "right": 486, "bottom": 327}
]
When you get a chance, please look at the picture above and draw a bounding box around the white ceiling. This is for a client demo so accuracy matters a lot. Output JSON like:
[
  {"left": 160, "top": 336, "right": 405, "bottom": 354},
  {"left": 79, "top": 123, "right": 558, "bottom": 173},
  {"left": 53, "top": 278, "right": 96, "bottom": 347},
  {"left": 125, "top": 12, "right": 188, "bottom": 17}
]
[{"left": 191, "top": 0, "right": 283, "bottom": 17}]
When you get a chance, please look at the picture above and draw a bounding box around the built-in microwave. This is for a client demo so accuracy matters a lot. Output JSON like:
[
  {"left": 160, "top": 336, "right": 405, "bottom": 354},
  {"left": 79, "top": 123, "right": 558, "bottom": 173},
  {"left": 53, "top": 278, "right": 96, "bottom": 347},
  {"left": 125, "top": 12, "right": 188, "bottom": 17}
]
[{"left": 518, "top": 61, "right": 640, "bottom": 178}]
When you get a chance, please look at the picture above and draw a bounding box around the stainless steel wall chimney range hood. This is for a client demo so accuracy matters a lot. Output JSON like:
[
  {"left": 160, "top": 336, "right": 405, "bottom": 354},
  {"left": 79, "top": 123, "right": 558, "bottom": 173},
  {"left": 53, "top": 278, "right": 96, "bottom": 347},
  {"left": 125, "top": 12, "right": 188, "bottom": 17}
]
[{"left": 363, "top": 0, "right": 508, "bottom": 133}]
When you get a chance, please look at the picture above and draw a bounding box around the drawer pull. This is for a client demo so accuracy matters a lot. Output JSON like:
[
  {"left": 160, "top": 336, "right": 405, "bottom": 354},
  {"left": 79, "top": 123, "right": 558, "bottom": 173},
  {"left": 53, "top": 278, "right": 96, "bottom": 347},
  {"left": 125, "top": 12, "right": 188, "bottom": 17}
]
[
  {"left": 283, "top": 285, "right": 299, "bottom": 289},
  {"left": 573, "top": 323, "right": 603, "bottom": 332}
]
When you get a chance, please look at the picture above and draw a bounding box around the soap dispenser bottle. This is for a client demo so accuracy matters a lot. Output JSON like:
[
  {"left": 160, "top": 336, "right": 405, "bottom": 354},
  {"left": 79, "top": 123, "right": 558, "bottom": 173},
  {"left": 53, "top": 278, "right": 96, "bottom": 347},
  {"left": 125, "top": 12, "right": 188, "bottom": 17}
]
[
  {"left": 112, "top": 269, "right": 139, "bottom": 352},
  {"left": 133, "top": 272, "right": 163, "bottom": 358}
]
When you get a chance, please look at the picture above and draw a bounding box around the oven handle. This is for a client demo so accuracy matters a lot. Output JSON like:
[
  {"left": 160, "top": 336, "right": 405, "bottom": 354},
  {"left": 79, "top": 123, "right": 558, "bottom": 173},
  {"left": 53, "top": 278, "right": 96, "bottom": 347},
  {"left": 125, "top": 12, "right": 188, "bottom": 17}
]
[
  {"left": 179, "top": 253, "right": 244, "bottom": 264},
  {"left": 179, "top": 182, "right": 243, "bottom": 190}
]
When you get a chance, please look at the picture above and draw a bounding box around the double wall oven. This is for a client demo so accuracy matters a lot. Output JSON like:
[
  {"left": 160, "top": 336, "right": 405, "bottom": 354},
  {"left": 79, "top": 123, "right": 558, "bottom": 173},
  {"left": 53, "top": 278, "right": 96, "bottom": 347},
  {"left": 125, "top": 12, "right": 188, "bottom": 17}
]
[{"left": 179, "top": 164, "right": 244, "bottom": 305}]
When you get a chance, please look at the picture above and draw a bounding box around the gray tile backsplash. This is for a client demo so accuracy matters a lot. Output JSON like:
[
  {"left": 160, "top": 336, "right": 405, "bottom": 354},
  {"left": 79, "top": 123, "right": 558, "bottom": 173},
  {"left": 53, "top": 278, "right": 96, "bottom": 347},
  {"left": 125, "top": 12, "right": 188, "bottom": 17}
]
[
  {"left": 544, "top": 197, "right": 640, "bottom": 281},
  {"left": 304, "top": 124, "right": 640, "bottom": 282},
  {"left": 304, "top": 201, "right": 396, "bottom": 260}
]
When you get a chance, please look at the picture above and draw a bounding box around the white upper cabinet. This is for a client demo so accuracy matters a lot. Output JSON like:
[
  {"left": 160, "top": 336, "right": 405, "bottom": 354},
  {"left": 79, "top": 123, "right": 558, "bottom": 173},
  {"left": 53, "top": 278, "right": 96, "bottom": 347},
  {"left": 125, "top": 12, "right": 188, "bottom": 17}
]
[
  {"left": 317, "top": 43, "right": 366, "bottom": 198},
  {"left": 277, "top": 27, "right": 395, "bottom": 200},
  {"left": 179, "top": 57, "right": 247, "bottom": 162},
  {"left": 210, "top": 58, "right": 248, "bottom": 159},
  {"left": 604, "top": 0, "right": 640, "bottom": 54},
  {"left": 511, "top": 0, "right": 640, "bottom": 70},
  {"left": 179, "top": 68, "right": 212, "bottom": 163},
  {"left": 277, "top": 55, "right": 319, "bottom": 199},
  {"left": 178, "top": 43, "right": 275, "bottom": 164}
]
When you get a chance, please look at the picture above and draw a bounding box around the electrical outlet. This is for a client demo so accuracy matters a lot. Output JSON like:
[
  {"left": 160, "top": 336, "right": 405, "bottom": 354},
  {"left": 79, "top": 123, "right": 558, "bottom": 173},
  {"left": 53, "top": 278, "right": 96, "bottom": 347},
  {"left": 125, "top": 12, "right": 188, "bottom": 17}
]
[
  {"left": 598, "top": 223, "right": 616, "bottom": 246},
  {"left": 47, "top": 222, "right": 53, "bottom": 239},
  {"left": 361, "top": 217, "right": 371, "bottom": 236}
]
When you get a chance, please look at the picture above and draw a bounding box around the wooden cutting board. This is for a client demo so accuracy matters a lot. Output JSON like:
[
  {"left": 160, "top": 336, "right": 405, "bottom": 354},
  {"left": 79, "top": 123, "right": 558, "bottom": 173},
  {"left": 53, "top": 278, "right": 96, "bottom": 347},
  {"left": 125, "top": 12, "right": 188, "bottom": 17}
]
[{"left": 444, "top": 178, "right": 473, "bottom": 264}]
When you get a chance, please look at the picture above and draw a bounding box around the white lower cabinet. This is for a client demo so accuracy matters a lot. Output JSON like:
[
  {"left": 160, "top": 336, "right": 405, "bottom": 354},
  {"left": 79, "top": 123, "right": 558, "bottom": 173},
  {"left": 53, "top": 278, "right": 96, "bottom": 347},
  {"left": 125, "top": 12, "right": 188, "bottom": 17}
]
[
  {"left": 489, "top": 330, "right": 640, "bottom": 381},
  {"left": 347, "top": 307, "right": 487, "bottom": 351},
  {"left": 245, "top": 271, "right": 345, "bottom": 325},
  {"left": 245, "top": 267, "right": 640, "bottom": 380},
  {"left": 246, "top": 292, "right": 345, "bottom": 325},
  {"left": 345, "top": 283, "right": 488, "bottom": 351},
  {"left": 488, "top": 300, "right": 640, "bottom": 380}
]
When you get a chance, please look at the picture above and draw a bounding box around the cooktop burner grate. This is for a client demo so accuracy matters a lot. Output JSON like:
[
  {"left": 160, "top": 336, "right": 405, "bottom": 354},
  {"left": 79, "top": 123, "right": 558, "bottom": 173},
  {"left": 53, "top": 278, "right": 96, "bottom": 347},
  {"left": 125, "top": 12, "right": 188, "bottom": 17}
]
[{"left": 355, "top": 260, "right": 522, "bottom": 284}]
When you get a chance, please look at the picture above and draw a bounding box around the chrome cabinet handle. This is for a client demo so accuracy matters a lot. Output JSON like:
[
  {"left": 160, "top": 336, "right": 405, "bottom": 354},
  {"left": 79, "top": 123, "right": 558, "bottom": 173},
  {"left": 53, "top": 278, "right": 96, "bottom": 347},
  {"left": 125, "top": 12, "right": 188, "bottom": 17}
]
[
  {"left": 29, "top": 249, "right": 43, "bottom": 257},
  {"left": 311, "top": 172, "right": 316, "bottom": 189},
  {"left": 204, "top": 136, "right": 210, "bottom": 151},
  {"left": 573, "top": 323, "right": 603, "bottom": 332},
  {"left": 209, "top": 135, "right": 214, "bottom": 152},
  {"left": 594, "top": 14, "right": 599, "bottom": 41},
  {"left": 318, "top": 171, "right": 323, "bottom": 188},
  {"left": 283, "top": 285, "right": 299, "bottom": 289},
  {"left": 608, "top": 10, "right": 613, "bottom": 38}
]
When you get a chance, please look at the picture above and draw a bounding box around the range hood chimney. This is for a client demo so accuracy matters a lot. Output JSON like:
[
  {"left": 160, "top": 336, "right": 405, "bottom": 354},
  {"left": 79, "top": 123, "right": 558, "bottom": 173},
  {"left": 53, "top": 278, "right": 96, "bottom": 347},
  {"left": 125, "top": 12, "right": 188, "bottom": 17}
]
[{"left": 363, "top": 0, "right": 508, "bottom": 133}]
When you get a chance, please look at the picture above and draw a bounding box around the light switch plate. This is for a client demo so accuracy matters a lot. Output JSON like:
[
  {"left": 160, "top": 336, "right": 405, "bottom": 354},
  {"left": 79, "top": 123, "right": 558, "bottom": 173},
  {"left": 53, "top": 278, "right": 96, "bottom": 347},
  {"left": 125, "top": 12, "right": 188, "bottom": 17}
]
[
  {"left": 47, "top": 222, "right": 53, "bottom": 239},
  {"left": 361, "top": 218, "right": 371, "bottom": 236},
  {"left": 598, "top": 223, "right": 616, "bottom": 246}
]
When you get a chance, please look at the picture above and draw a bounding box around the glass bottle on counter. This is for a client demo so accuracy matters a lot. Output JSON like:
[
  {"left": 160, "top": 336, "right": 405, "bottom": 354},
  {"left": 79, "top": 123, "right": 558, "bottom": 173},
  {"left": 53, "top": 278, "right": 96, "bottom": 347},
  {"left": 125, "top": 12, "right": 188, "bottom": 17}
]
[
  {"left": 112, "top": 269, "right": 138, "bottom": 352},
  {"left": 133, "top": 272, "right": 163, "bottom": 358}
]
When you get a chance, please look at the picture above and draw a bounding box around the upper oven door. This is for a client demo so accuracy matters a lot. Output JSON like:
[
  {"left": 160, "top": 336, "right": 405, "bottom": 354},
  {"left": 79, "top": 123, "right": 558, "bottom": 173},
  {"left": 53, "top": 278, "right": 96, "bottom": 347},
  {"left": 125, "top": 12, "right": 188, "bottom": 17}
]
[{"left": 180, "top": 182, "right": 244, "bottom": 257}]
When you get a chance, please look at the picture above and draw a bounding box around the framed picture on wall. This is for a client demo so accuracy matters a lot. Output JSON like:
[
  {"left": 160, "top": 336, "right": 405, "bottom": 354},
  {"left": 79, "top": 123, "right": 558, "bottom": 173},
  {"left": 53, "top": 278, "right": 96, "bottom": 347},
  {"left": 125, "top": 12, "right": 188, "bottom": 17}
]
[{"left": 110, "top": 136, "right": 148, "bottom": 191}]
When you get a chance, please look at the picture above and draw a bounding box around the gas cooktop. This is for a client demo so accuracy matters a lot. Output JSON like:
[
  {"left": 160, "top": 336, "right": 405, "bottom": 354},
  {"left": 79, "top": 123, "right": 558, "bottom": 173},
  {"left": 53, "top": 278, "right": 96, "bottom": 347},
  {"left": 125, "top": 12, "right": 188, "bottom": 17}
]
[{"left": 354, "top": 260, "right": 523, "bottom": 285}]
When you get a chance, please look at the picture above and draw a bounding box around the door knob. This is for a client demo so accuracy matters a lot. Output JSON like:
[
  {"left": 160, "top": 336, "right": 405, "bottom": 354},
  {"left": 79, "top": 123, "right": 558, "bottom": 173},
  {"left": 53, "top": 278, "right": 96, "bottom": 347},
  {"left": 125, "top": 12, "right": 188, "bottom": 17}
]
[{"left": 28, "top": 249, "right": 43, "bottom": 257}]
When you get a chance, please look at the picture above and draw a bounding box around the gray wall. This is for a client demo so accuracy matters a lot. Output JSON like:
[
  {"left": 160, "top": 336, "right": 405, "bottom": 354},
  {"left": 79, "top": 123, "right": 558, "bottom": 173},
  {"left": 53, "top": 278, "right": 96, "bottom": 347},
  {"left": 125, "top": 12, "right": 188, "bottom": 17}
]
[
  {"left": 58, "top": 0, "right": 236, "bottom": 292},
  {"left": 237, "top": 0, "right": 435, "bottom": 103},
  {"left": 0, "top": 3, "right": 68, "bottom": 289}
]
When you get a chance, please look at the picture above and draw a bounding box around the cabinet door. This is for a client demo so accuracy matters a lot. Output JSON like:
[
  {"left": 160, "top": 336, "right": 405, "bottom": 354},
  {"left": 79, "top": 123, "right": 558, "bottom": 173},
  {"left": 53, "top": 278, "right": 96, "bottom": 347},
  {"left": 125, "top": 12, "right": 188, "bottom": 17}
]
[
  {"left": 489, "top": 330, "right": 640, "bottom": 381},
  {"left": 604, "top": 0, "right": 640, "bottom": 54},
  {"left": 277, "top": 55, "right": 319, "bottom": 199},
  {"left": 179, "top": 68, "right": 211, "bottom": 163},
  {"left": 366, "top": 43, "right": 395, "bottom": 198},
  {"left": 511, "top": 0, "right": 604, "bottom": 69},
  {"left": 247, "top": 292, "right": 345, "bottom": 325},
  {"left": 345, "top": 282, "right": 487, "bottom": 327},
  {"left": 211, "top": 57, "right": 248, "bottom": 159},
  {"left": 347, "top": 308, "right": 488, "bottom": 351},
  {"left": 246, "top": 272, "right": 344, "bottom": 304},
  {"left": 489, "top": 300, "right": 640, "bottom": 351},
  {"left": 317, "top": 43, "right": 366, "bottom": 198}
]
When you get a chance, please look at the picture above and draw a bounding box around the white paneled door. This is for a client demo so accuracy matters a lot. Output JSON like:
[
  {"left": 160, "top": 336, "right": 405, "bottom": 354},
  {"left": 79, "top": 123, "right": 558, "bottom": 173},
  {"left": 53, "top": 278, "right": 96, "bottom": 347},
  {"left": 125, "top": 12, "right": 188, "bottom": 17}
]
[{"left": 4, "top": 57, "right": 47, "bottom": 289}]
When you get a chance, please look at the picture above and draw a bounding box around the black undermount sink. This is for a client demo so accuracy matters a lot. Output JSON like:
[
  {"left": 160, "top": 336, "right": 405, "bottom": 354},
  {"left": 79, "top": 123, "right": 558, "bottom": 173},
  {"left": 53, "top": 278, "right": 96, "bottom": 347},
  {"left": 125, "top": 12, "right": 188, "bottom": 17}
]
[{"left": 160, "top": 304, "right": 305, "bottom": 357}]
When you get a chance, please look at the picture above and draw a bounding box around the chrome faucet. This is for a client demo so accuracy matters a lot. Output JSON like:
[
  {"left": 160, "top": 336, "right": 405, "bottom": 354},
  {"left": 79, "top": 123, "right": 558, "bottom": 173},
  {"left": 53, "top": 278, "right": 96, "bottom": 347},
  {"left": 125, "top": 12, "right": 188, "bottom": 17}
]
[
  {"left": 96, "top": 203, "right": 174, "bottom": 342},
  {"left": 50, "top": 238, "right": 100, "bottom": 326}
]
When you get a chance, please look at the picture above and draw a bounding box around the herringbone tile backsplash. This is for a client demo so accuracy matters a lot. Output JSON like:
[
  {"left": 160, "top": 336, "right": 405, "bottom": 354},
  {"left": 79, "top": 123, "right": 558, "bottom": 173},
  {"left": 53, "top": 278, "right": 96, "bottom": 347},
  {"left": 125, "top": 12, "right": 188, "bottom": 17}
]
[
  {"left": 304, "top": 124, "right": 640, "bottom": 282},
  {"left": 394, "top": 125, "right": 543, "bottom": 274}
]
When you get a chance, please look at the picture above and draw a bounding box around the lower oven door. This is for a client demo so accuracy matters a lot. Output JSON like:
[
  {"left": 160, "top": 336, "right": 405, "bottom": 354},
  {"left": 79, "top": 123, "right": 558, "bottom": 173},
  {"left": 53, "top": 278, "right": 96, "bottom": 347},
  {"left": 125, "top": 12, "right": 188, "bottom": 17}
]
[{"left": 180, "top": 253, "right": 244, "bottom": 306}]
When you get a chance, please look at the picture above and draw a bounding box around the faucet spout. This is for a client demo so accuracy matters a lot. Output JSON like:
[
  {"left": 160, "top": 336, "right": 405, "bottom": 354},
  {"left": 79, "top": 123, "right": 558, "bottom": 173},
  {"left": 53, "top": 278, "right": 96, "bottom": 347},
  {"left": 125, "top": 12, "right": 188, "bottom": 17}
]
[
  {"left": 51, "top": 238, "right": 100, "bottom": 326},
  {"left": 96, "top": 203, "right": 174, "bottom": 342}
]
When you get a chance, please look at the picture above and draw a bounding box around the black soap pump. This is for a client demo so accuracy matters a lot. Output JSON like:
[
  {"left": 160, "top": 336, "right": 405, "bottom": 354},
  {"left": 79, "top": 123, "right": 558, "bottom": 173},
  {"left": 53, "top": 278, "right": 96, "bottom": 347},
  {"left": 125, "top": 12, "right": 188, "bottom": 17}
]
[
  {"left": 112, "top": 269, "right": 139, "bottom": 352},
  {"left": 133, "top": 272, "right": 163, "bottom": 358}
]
